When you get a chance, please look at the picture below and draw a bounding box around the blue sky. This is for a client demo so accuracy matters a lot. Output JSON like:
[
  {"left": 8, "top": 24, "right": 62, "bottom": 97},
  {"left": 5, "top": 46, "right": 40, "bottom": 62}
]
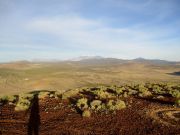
[{"left": 0, "top": 0, "right": 180, "bottom": 62}]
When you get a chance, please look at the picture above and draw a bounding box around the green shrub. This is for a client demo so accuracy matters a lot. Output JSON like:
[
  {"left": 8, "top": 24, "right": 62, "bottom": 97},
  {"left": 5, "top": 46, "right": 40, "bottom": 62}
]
[
  {"left": 38, "top": 92, "right": 50, "bottom": 99},
  {"left": 15, "top": 99, "right": 31, "bottom": 111},
  {"left": 136, "top": 84, "right": 152, "bottom": 97},
  {"left": 169, "top": 90, "right": 180, "bottom": 98},
  {"left": 107, "top": 100, "right": 116, "bottom": 110},
  {"left": 98, "top": 86, "right": 107, "bottom": 91},
  {"left": 138, "top": 90, "right": 152, "bottom": 97},
  {"left": 76, "top": 98, "right": 88, "bottom": 110},
  {"left": 164, "top": 85, "right": 173, "bottom": 91},
  {"left": 175, "top": 99, "right": 180, "bottom": 107},
  {"left": 8, "top": 95, "right": 17, "bottom": 103},
  {"left": 62, "top": 89, "right": 81, "bottom": 99},
  {"left": 90, "top": 100, "right": 102, "bottom": 110},
  {"left": 82, "top": 109, "right": 91, "bottom": 117},
  {"left": 123, "top": 92, "right": 128, "bottom": 98},
  {"left": 146, "top": 83, "right": 153, "bottom": 89},
  {"left": 93, "top": 90, "right": 114, "bottom": 99},
  {"left": 152, "top": 85, "right": 163, "bottom": 94},
  {"left": 15, "top": 93, "right": 34, "bottom": 111},
  {"left": 115, "top": 100, "right": 126, "bottom": 110},
  {"left": 115, "top": 87, "right": 125, "bottom": 95},
  {"left": 19, "top": 93, "right": 34, "bottom": 100},
  {"left": 138, "top": 84, "right": 148, "bottom": 93},
  {"left": 54, "top": 91, "right": 62, "bottom": 99},
  {"left": 128, "top": 89, "right": 138, "bottom": 95},
  {"left": 0, "top": 95, "right": 9, "bottom": 102},
  {"left": 107, "top": 99, "right": 126, "bottom": 111},
  {"left": 101, "top": 103, "right": 106, "bottom": 111},
  {"left": 0, "top": 95, "right": 17, "bottom": 104}
]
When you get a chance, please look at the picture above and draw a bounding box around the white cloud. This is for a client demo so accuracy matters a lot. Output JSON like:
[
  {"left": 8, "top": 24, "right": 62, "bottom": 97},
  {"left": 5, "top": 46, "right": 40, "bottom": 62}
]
[
  {"left": 26, "top": 16, "right": 167, "bottom": 46},
  {"left": 25, "top": 15, "right": 180, "bottom": 61},
  {"left": 27, "top": 16, "right": 141, "bottom": 47}
]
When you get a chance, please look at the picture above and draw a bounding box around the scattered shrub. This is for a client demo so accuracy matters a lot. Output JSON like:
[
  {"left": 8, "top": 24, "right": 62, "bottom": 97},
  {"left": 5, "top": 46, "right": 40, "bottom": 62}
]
[
  {"left": 128, "top": 89, "right": 138, "bottom": 95},
  {"left": 152, "top": 85, "right": 163, "bottom": 94},
  {"left": 175, "top": 99, "right": 180, "bottom": 107},
  {"left": 115, "top": 100, "right": 126, "bottom": 110},
  {"left": 62, "top": 88, "right": 81, "bottom": 99},
  {"left": 107, "top": 100, "right": 116, "bottom": 110},
  {"left": 0, "top": 95, "right": 17, "bottom": 104},
  {"left": 115, "top": 87, "right": 125, "bottom": 95},
  {"left": 19, "top": 93, "right": 34, "bottom": 100},
  {"left": 0, "top": 95, "right": 9, "bottom": 103},
  {"left": 54, "top": 91, "right": 62, "bottom": 99},
  {"left": 136, "top": 84, "right": 152, "bottom": 97},
  {"left": 138, "top": 90, "right": 152, "bottom": 97},
  {"left": 93, "top": 90, "right": 113, "bottom": 99},
  {"left": 8, "top": 95, "right": 17, "bottom": 103},
  {"left": 164, "top": 85, "right": 173, "bottom": 91},
  {"left": 82, "top": 109, "right": 91, "bottom": 117},
  {"left": 2, "top": 83, "right": 179, "bottom": 115},
  {"left": 146, "top": 83, "right": 153, "bottom": 89},
  {"left": 107, "top": 99, "right": 126, "bottom": 111},
  {"left": 101, "top": 103, "right": 106, "bottom": 111},
  {"left": 38, "top": 92, "right": 50, "bottom": 99},
  {"left": 90, "top": 100, "right": 102, "bottom": 110},
  {"left": 169, "top": 90, "right": 180, "bottom": 98},
  {"left": 15, "top": 99, "right": 31, "bottom": 111},
  {"left": 123, "top": 92, "right": 128, "bottom": 98},
  {"left": 76, "top": 98, "right": 88, "bottom": 110},
  {"left": 138, "top": 84, "right": 148, "bottom": 93},
  {"left": 15, "top": 93, "right": 34, "bottom": 111},
  {"left": 98, "top": 86, "right": 107, "bottom": 91}
]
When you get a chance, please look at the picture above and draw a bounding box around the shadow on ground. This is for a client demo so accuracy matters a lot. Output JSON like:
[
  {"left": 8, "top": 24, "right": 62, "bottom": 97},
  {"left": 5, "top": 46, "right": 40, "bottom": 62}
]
[
  {"left": 28, "top": 94, "right": 40, "bottom": 135},
  {"left": 167, "top": 71, "right": 180, "bottom": 76}
]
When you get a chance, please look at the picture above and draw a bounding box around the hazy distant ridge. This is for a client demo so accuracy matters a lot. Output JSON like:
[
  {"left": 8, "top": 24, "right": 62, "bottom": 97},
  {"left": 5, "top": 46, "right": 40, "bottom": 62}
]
[{"left": 2, "top": 56, "right": 180, "bottom": 65}]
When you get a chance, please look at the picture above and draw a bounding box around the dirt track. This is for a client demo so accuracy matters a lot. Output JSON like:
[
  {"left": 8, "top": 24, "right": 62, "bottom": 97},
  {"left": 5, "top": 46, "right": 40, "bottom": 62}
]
[{"left": 0, "top": 97, "right": 180, "bottom": 135}]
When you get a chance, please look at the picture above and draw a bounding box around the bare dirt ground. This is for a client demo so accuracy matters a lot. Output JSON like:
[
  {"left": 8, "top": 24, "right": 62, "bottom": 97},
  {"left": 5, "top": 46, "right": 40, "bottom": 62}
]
[{"left": 0, "top": 97, "right": 179, "bottom": 135}]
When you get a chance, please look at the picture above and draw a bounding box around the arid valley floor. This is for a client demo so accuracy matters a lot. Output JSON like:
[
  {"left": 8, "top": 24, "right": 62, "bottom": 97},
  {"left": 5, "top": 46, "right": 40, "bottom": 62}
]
[
  {"left": 0, "top": 58, "right": 180, "bottom": 135},
  {"left": 0, "top": 58, "right": 179, "bottom": 95}
]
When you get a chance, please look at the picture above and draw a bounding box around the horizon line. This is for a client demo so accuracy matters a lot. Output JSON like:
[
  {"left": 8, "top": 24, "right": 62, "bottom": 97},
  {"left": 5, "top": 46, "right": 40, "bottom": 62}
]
[{"left": 0, "top": 56, "right": 179, "bottom": 64}]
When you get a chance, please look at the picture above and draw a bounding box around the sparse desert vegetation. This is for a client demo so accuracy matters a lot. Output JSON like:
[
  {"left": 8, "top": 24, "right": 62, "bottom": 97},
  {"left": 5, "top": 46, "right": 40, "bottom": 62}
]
[
  {"left": 1, "top": 82, "right": 179, "bottom": 113},
  {"left": 0, "top": 82, "right": 180, "bottom": 134}
]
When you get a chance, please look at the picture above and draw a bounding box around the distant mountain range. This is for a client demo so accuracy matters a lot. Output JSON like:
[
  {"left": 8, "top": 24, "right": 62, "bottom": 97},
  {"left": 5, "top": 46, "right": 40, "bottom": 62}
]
[
  {"left": 132, "top": 57, "right": 179, "bottom": 65},
  {"left": 66, "top": 56, "right": 179, "bottom": 65},
  {"left": 2, "top": 56, "right": 180, "bottom": 65}
]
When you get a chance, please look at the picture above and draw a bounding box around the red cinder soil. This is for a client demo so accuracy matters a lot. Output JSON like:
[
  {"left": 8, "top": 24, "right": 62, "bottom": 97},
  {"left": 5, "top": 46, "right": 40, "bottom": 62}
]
[{"left": 0, "top": 97, "right": 180, "bottom": 135}]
